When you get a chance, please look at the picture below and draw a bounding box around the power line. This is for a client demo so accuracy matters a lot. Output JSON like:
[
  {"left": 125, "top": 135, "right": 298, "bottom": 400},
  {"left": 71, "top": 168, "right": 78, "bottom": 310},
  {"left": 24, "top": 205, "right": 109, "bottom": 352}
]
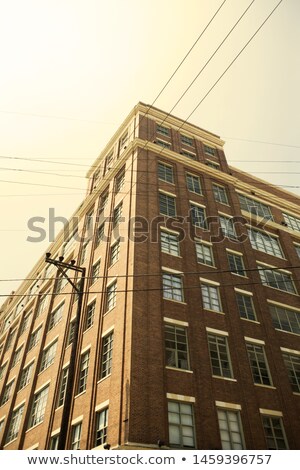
[
  {"left": 225, "top": 137, "right": 300, "bottom": 149},
  {"left": 0, "top": 167, "right": 87, "bottom": 179},
  {"left": 0, "top": 179, "right": 84, "bottom": 190}
]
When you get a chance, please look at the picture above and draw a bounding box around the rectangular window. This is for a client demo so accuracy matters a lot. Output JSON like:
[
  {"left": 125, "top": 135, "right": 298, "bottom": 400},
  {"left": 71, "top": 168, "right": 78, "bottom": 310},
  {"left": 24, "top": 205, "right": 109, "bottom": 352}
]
[
  {"left": 156, "top": 139, "right": 171, "bottom": 149},
  {"left": 95, "top": 408, "right": 108, "bottom": 447},
  {"left": 248, "top": 229, "right": 283, "bottom": 258},
  {"left": 219, "top": 215, "right": 236, "bottom": 239},
  {"left": 204, "top": 145, "right": 216, "bottom": 156},
  {"left": 217, "top": 409, "right": 245, "bottom": 450},
  {"left": 181, "top": 150, "right": 196, "bottom": 160},
  {"left": 236, "top": 293, "right": 256, "bottom": 321},
  {"left": 110, "top": 241, "right": 120, "bottom": 265},
  {"left": 48, "top": 303, "right": 64, "bottom": 331},
  {"left": 71, "top": 422, "right": 82, "bottom": 450},
  {"left": 283, "top": 212, "right": 300, "bottom": 232},
  {"left": 208, "top": 334, "right": 233, "bottom": 378},
  {"left": 40, "top": 341, "right": 58, "bottom": 372},
  {"left": 190, "top": 204, "right": 207, "bottom": 229},
  {"left": 5, "top": 329, "right": 16, "bottom": 352},
  {"left": 80, "top": 241, "right": 89, "bottom": 265},
  {"left": 20, "top": 312, "right": 32, "bottom": 335},
  {"left": 162, "top": 273, "right": 184, "bottom": 302},
  {"left": 1, "top": 379, "right": 14, "bottom": 405},
  {"left": 28, "top": 386, "right": 49, "bottom": 428},
  {"left": 85, "top": 301, "right": 96, "bottom": 330},
  {"left": 55, "top": 276, "right": 68, "bottom": 295},
  {"left": 85, "top": 210, "right": 94, "bottom": 233},
  {"left": 19, "top": 362, "right": 34, "bottom": 390},
  {"left": 206, "top": 160, "right": 219, "bottom": 170},
  {"left": 168, "top": 401, "right": 195, "bottom": 448},
  {"left": 77, "top": 351, "right": 90, "bottom": 394},
  {"left": 213, "top": 184, "right": 228, "bottom": 204},
  {"left": 96, "top": 223, "right": 105, "bottom": 247},
  {"left": 49, "top": 435, "right": 59, "bottom": 450},
  {"left": 181, "top": 135, "right": 194, "bottom": 146},
  {"left": 161, "top": 231, "right": 180, "bottom": 256},
  {"left": 294, "top": 244, "right": 300, "bottom": 258},
  {"left": 158, "top": 162, "right": 174, "bottom": 184},
  {"left": 269, "top": 304, "right": 300, "bottom": 335},
  {"left": 195, "top": 242, "right": 214, "bottom": 266},
  {"left": 186, "top": 174, "right": 202, "bottom": 194},
  {"left": 106, "top": 281, "right": 117, "bottom": 311},
  {"left": 57, "top": 367, "right": 69, "bottom": 408},
  {"left": 259, "top": 268, "right": 296, "bottom": 294},
  {"left": 201, "top": 284, "right": 222, "bottom": 312},
  {"left": 120, "top": 132, "right": 128, "bottom": 147},
  {"left": 239, "top": 194, "right": 273, "bottom": 220},
  {"left": 67, "top": 321, "right": 76, "bottom": 345},
  {"left": 159, "top": 193, "right": 176, "bottom": 217},
  {"left": 165, "top": 324, "right": 189, "bottom": 370},
  {"left": 157, "top": 124, "right": 170, "bottom": 136},
  {"left": 99, "top": 191, "right": 109, "bottom": 212},
  {"left": 36, "top": 293, "right": 48, "bottom": 317},
  {"left": 0, "top": 418, "right": 5, "bottom": 434},
  {"left": 113, "top": 203, "right": 123, "bottom": 227},
  {"left": 0, "top": 362, "right": 7, "bottom": 381},
  {"left": 246, "top": 343, "right": 272, "bottom": 386},
  {"left": 227, "top": 253, "right": 246, "bottom": 276},
  {"left": 262, "top": 416, "right": 288, "bottom": 449},
  {"left": 104, "top": 152, "right": 113, "bottom": 174},
  {"left": 91, "top": 260, "right": 100, "bottom": 284},
  {"left": 282, "top": 352, "right": 300, "bottom": 393},
  {"left": 115, "top": 170, "right": 125, "bottom": 193},
  {"left": 5, "top": 405, "right": 24, "bottom": 444},
  {"left": 28, "top": 326, "right": 42, "bottom": 351},
  {"left": 100, "top": 332, "right": 114, "bottom": 379},
  {"left": 12, "top": 345, "right": 23, "bottom": 368}
]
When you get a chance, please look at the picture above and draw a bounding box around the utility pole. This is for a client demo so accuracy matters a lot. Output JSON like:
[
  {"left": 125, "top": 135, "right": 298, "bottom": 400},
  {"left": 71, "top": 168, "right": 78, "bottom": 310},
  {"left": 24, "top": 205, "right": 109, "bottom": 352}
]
[{"left": 45, "top": 253, "right": 86, "bottom": 450}]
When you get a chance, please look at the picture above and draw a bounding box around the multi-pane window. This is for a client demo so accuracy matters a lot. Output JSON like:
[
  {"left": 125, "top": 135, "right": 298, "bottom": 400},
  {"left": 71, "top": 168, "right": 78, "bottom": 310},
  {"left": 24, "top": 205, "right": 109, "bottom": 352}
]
[
  {"left": 165, "top": 324, "right": 189, "bottom": 370},
  {"left": 217, "top": 409, "right": 245, "bottom": 450},
  {"left": 5, "top": 405, "right": 24, "bottom": 444},
  {"left": 238, "top": 194, "right": 273, "bottom": 220},
  {"left": 28, "top": 326, "right": 42, "bottom": 351},
  {"left": 20, "top": 313, "right": 31, "bottom": 335},
  {"left": 0, "top": 362, "right": 7, "bottom": 381},
  {"left": 19, "top": 362, "right": 34, "bottom": 390},
  {"left": 161, "top": 231, "right": 180, "bottom": 256},
  {"left": 57, "top": 367, "right": 69, "bottom": 408},
  {"left": 236, "top": 293, "right": 256, "bottom": 321},
  {"left": 1, "top": 380, "right": 14, "bottom": 405},
  {"left": 168, "top": 401, "right": 195, "bottom": 448},
  {"left": 110, "top": 241, "right": 120, "bottom": 265},
  {"left": 269, "top": 304, "right": 300, "bottom": 335},
  {"left": 120, "top": 132, "right": 128, "bottom": 147},
  {"left": 246, "top": 343, "right": 272, "bottom": 386},
  {"left": 100, "top": 332, "right": 114, "bottom": 379},
  {"left": 208, "top": 334, "right": 233, "bottom": 378},
  {"left": 283, "top": 212, "right": 300, "bottom": 232},
  {"left": 262, "top": 416, "right": 288, "bottom": 449},
  {"left": 28, "top": 386, "right": 49, "bottom": 428},
  {"left": 85, "top": 301, "right": 96, "bottom": 330},
  {"left": 71, "top": 423, "right": 82, "bottom": 450},
  {"left": 80, "top": 241, "right": 89, "bottom": 265},
  {"left": 159, "top": 193, "right": 176, "bottom": 217},
  {"left": 282, "top": 352, "right": 300, "bottom": 393},
  {"left": 95, "top": 408, "right": 108, "bottom": 447},
  {"left": 213, "top": 184, "right": 228, "bottom": 204},
  {"left": 204, "top": 145, "right": 216, "bottom": 156},
  {"left": 0, "top": 418, "right": 5, "bottom": 434},
  {"left": 294, "top": 244, "right": 300, "bottom": 258},
  {"left": 190, "top": 204, "right": 207, "bottom": 228},
  {"left": 162, "top": 273, "right": 184, "bottom": 302},
  {"left": 96, "top": 223, "right": 105, "bottom": 247},
  {"left": 259, "top": 267, "right": 296, "bottom": 294},
  {"left": 55, "top": 275, "right": 68, "bottom": 295},
  {"left": 67, "top": 321, "right": 76, "bottom": 345},
  {"left": 115, "top": 171, "right": 125, "bottom": 193},
  {"left": 195, "top": 242, "right": 214, "bottom": 266},
  {"left": 36, "top": 293, "right": 48, "bottom": 317},
  {"left": 99, "top": 192, "right": 109, "bottom": 212},
  {"left": 248, "top": 229, "right": 283, "bottom": 258},
  {"left": 86, "top": 210, "right": 94, "bottom": 234},
  {"left": 227, "top": 252, "right": 246, "bottom": 276},
  {"left": 186, "top": 174, "right": 202, "bottom": 194},
  {"left": 206, "top": 160, "right": 219, "bottom": 170},
  {"left": 219, "top": 215, "right": 236, "bottom": 239},
  {"left": 104, "top": 152, "right": 113, "bottom": 174},
  {"left": 158, "top": 162, "right": 174, "bottom": 183},
  {"left": 77, "top": 351, "right": 90, "bottom": 394},
  {"left": 5, "top": 329, "right": 16, "bottom": 352},
  {"left": 113, "top": 203, "right": 123, "bottom": 227},
  {"left": 40, "top": 341, "right": 58, "bottom": 372},
  {"left": 12, "top": 345, "right": 23, "bottom": 367},
  {"left": 156, "top": 139, "right": 171, "bottom": 149},
  {"left": 181, "top": 150, "right": 196, "bottom": 160},
  {"left": 201, "top": 283, "right": 222, "bottom": 312},
  {"left": 49, "top": 435, "right": 59, "bottom": 450},
  {"left": 48, "top": 303, "right": 64, "bottom": 331},
  {"left": 91, "top": 260, "right": 101, "bottom": 284},
  {"left": 157, "top": 124, "right": 170, "bottom": 136},
  {"left": 106, "top": 281, "right": 117, "bottom": 311},
  {"left": 181, "top": 135, "right": 194, "bottom": 146}
]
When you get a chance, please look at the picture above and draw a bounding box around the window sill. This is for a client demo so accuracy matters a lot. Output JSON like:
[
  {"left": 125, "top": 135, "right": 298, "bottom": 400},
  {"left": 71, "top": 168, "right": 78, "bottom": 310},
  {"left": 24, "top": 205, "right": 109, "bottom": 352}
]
[
  {"left": 274, "top": 328, "right": 300, "bottom": 337},
  {"left": 203, "top": 308, "right": 225, "bottom": 315},
  {"left": 3, "top": 438, "right": 18, "bottom": 447},
  {"left": 165, "top": 367, "right": 193, "bottom": 374},
  {"left": 104, "top": 306, "right": 116, "bottom": 315},
  {"left": 26, "top": 421, "right": 44, "bottom": 433},
  {"left": 74, "top": 390, "right": 87, "bottom": 399},
  {"left": 197, "top": 261, "right": 217, "bottom": 269},
  {"left": 161, "top": 252, "right": 182, "bottom": 258},
  {"left": 97, "top": 374, "right": 112, "bottom": 384},
  {"left": 240, "top": 318, "right": 260, "bottom": 324},
  {"left": 163, "top": 298, "right": 187, "bottom": 306},
  {"left": 231, "top": 273, "right": 248, "bottom": 278},
  {"left": 262, "top": 285, "right": 298, "bottom": 296},
  {"left": 212, "top": 375, "right": 237, "bottom": 382},
  {"left": 254, "top": 384, "right": 276, "bottom": 390},
  {"left": 292, "top": 392, "right": 300, "bottom": 396}
]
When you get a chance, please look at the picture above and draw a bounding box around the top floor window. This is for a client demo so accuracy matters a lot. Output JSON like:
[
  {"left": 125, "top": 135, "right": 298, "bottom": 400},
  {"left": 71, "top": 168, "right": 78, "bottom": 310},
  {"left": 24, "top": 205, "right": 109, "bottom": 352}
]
[
  {"left": 157, "top": 124, "right": 170, "bottom": 136},
  {"left": 181, "top": 135, "right": 194, "bottom": 146},
  {"left": 204, "top": 145, "right": 216, "bottom": 156},
  {"left": 283, "top": 213, "right": 300, "bottom": 232},
  {"left": 156, "top": 139, "right": 171, "bottom": 149},
  {"left": 238, "top": 194, "right": 273, "bottom": 220}
]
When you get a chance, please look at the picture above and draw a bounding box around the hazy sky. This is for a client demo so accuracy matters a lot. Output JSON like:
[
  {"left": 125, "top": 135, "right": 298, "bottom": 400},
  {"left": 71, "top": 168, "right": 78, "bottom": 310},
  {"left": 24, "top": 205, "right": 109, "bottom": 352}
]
[{"left": 0, "top": 0, "right": 299, "bottom": 299}]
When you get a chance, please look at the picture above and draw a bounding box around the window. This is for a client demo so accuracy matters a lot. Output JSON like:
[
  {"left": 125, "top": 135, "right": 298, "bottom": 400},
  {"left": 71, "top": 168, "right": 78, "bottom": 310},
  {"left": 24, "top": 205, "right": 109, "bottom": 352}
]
[
  {"left": 204, "top": 145, "right": 215, "bottom": 156},
  {"left": 113, "top": 203, "right": 123, "bottom": 227},
  {"left": 157, "top": 124, "right": 170, "bottom": 136},
  {"left": 206, "top": 160, "right": 219, "bottom": 170},
  {"left": 161, "top": 231, "right": 180, "bottom": 256},
  {"left": 294, "top": 244, "right": 300, "bottom": 258},
  {"left": 213, "top": 184, "right": 228, "bottom": 204},
  {"left": 85, "top": 210, "right": 94, "bottom": 234},
  {"left": 28, "top": 326, "right": 42, "bottom": 351},
  {"left": 208, "top": 334, "right": 233, "bottom": 378},
  {"left": 115, "top": 170, "right": 125, "bottom": 192},
  {"left": 181, "top": 150, "right": 196, "bottom": 160},
  {"left": 1, "top": 379, "right": 14, "bottom": 405},
  {"left": 57, "top": 367, "right": 69, "bottom": 408},
  {"left": 236, "top": 293, "right": 256, "bottom": 321},
  {"left": 19, "top": 362, "right": 34, "bottom": 390},
  {"left": 181, "top": 135, "right": 193, "bottom": 146},
  {"left": 99, "top": 191, "right": 109, "bottom": 211},
  {"left": 48, "top": 303, "right": 64, "bottom": 331},
  {"left": 85, "top": 301, "right": 96, "bottom": 330},
  {"left": 0, "top": 418, "right": 5, "bottom": 435},
  {"left": 5, "top": 405, "right": 24, "bottom": 444},
  {"left": 238, "top": 194, "right": 273, "bottom": 220},
  {"left": 186, "top": 174, "right": 202, "bottom": 194},
  {"left": 246, "top": 343, "right": 272, "bottom": 386},
  {"left": 201, "top": 283, "right": 222, "bottom": 312},
  {"left": 283, "top": 212, "right": 300, "bottom": 232},
  {"left": 217, "top": 409, "right": 245, "bottom": 450},
  {"left": 96, "top": 223, "right": 105, "bottom": 247},
  {"left": 106, "top": 281, "right": 117, "bottom": 311},
  {"left": 55, "top": 276, "right": 68, "bottom": 295},
  {"left": 195, "top": 242, "right": 214, "bottom": 266},
  {"left": 77, "top": 351, "right": 90, "bottom": 394},
  {"left": 91, "top": 260, "right": 100, "bottom": 284},
  {"left": 110, "top": 241, "right": 120, "bottom": 265},
  {"left": 20, "top": 313, "right": 31, "bottom": 335},
  {"left": 282, "top": 352, "right": 300, "bottom": 393},
  {"left": 227, "top": 252, "right": 245, "bottom": 276},
  {"left": 71, "top": 423, "right": 82, "bottom": 450},
  {"left": 158, "top": 162, "right": 174, "bottom": 183},
  {"left": 40, "top": 341, "right": 58, "bottom": 372},
  {"left": 104, "top": 152, "right": 113, "bottom": 174},
  {"left": 49, "top": 435, "right": 59, "bottom": 450},
  {"left": 259, "top": 267, "right": 296, "bottom": 294},
  {"left": 12, "top": 345, "right": 23, "bottom": 367},
  {"left": 219, "top": 215, "right": 236, "bottom": 239},
  {"left": 262, "top": 416, "right": 288, "bottom": 449},
  {"left": 162, "top": 273, "right": 184, "bottom": 302},
  {"left": 100, "top": 332, "right": 114, "bottom": 379},
  {"left": 190, "top": 204, "right": 207, "bottom": 228},
  {"left": 5, "top": 329, "right": 16, "bottom": 352},
  {"left": 28, "top": 386, "right": 49, "bottom": 428},
  {"left": 165, "top": 324, "right": 189, "bottom": 370},
  {"left": 248, "top": 229, "right": 283, "bottom": 258},
  {"left": 80, "top": 241, "right": 89, "bottom": 265},
  {"left": 168, "top": 401, "right": 195, "bottom": 448},
  {"left": 67, "top": 320, "right": 76, "bottom": 345},
  {"left": 120, "top": 132, "right": 128, "bottom": 147},
  {"left": 0, "top": 362, "right": 7, "bottom": 381},
  {"left": 156, "top": 139, "right": 171, "bottom": 149},
  {"left": 269, "top": 304, "right": 300, "bottom": 335},
  {"left": 95, "top": 408, "right": 108, "bottom": 447},
  {"left": 159, "top": 193, "right": 176, "bottom": 217},
  {"left": 92, "top": 169, "right": 101, "bottom": 189},
  {"left": 36, "top": 293, "right": 48, "bottom": 317}
]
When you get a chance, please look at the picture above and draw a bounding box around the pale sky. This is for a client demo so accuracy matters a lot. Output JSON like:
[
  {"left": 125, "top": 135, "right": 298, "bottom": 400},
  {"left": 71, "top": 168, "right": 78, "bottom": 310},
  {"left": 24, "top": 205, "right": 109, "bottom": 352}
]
[{"left": 0, "top": 0, "right": 299, "bottom": 299}]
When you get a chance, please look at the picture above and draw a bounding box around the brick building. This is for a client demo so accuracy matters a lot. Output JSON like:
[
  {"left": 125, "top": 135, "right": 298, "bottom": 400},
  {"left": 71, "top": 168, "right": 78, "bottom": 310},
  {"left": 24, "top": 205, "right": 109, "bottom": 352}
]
[{"left": 0, "top": 102, "right": 299, "bottom": 450}]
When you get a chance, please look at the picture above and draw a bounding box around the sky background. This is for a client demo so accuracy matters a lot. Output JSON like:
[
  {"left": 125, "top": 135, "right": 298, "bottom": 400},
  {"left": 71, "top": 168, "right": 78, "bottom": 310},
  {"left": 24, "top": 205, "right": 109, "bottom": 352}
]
[{"left": 0, "top": 0, "right": 299, "bottom": 299}]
